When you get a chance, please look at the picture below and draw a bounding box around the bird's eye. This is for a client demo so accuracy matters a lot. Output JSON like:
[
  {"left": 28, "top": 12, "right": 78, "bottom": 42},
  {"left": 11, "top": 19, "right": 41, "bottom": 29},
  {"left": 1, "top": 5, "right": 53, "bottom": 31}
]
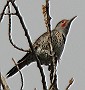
[{"left": 61, "top": 20, "right": 65, "bottom": 23}]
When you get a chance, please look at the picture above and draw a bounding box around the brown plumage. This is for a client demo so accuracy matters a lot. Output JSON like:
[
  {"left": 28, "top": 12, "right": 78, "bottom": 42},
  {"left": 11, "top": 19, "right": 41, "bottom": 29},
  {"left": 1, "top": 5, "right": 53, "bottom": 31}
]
[{"left": 6, "top": 16, "right": 77, "bottom": 78}]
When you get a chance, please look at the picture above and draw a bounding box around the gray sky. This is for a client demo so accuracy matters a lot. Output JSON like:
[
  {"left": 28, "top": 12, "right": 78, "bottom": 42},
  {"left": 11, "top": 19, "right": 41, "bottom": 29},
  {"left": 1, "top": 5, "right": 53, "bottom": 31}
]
[{"left": 0, "top": 0, "right": 85, "bottom": 90}]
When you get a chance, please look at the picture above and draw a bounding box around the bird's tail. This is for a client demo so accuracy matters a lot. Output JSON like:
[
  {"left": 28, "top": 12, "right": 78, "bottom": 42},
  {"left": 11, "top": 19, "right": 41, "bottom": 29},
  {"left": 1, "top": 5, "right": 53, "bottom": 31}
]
[{"left": 6, "top": 52, "right": 35, "bottom": 78}]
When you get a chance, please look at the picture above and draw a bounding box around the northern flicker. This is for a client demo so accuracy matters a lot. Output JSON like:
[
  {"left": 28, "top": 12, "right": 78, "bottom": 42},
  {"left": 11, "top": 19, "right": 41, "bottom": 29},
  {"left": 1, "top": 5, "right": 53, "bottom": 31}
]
[{"left": 6, "top": 16, "right": 77, "bottom": 78}]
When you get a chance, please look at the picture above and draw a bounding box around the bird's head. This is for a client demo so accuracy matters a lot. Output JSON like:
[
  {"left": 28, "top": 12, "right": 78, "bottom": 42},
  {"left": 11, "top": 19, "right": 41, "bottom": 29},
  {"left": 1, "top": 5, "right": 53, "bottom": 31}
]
[{"left": 55, "top": 16, "right": 77, "bottom": 37}]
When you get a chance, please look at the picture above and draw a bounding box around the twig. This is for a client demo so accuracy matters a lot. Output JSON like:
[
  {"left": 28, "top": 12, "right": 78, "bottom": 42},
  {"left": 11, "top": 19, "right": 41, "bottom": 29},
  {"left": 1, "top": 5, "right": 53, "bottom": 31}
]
[
  {"left": 8, "top": 3, "right": 24, "bottom": 89},
  {"left": 0, "top": 0, "right": 27, "bottom": 52},
  {"left": 8, "top": 2, "right": 25, "bottom": 89},
  {"left": 4, "top": 13, "right": 16, "bottom": 15},
  {"left": 0, "top": 73, "right": 10, "bottom": 90},
  {"left": 46, "top": 0, "right": 52, "bottom": 32},
  {"left": 10, "top": 1, "right": 47, "bottom": 90},
  {"left": 49, "top": 74, "right": 58, "bottom": 90},
  {"left": 8, "top": 2, "right": 29, "bottom": 52},
  {"left": 0, "top": 0, "right": 9, "bottom": 22},
  {"left": 12, "top": 58, "right": 24, "bottom": 90},
  {"left": 0, "top": 0, "right": 15, "bottom": 22},
  {"left": 66, "top": 78, "right": 74, "bottom": 90}
]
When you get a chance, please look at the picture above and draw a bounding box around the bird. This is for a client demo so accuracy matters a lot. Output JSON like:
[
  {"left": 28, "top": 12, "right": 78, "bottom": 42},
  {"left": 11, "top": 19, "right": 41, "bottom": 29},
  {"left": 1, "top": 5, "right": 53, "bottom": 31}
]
[{"left": 6, "top": 16, "right": 77, "bottom": 78}]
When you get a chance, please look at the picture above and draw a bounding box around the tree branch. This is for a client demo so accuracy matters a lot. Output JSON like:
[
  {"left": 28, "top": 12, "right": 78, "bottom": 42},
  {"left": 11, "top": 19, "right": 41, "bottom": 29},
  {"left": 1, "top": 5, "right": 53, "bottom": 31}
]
[
  {"left": 10, "top": 1, "right": 47, "bottom": 90},
  {"left": 8, "top": 2, "right": 29, "bottom": 52},
  {"left": 42, "top": 0, "right": 58, "bottom": 90},
  {"left": 66, "top": 78, "right": 74, "bottom": 90},
  {"left": 0, "top": 73, "right": 10, "bottom": 90},
  {"left": 12, "top": 58, "right": 24, "bottom": 90},
  {"left": 0, "top": 0, "right": 28, "bottom": 52},
  {"left": 0, "top": 0, "right": 15, "bottom": 22}
]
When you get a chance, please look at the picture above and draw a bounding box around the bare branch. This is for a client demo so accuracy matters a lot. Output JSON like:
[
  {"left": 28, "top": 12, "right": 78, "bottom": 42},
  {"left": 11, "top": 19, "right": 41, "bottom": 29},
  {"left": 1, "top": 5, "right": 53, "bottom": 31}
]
[
  {"left": 12, "top": 58, "right": 24, "bottom": 90},
  {"left": 66, "top": 78, "right": 74, "bottom": 90},
  {"left": 0, "top": 0, "right": 9, "bottom": 22},
  {"left": 8, "top": 2, "right": 29, "bottom": 52},
  {"left": 0, "top": 73, "right": 10, "bottom": 90},
  {"left": 46, "top": 0, "right": 52, "bottom": 32},
  {"left": 46, "top": 0, "right": 56, "bottom": 82},
  {"left": 4, "top": 13, "right": 16, "bottom": 15},
  {"left": 8, "top": 3, "right": 24, "bottom": 89},
  {"left": 0, "top": 0, "right": 15, "bottom": 22},
  {"left": 0, "top": 1, "right": 47, "bottom": 89},
  {"left": 42, "top": 0, "right": 58, "bottom": 89},
  {"left": 10, "top": 1, "right": 47, "bottom": 90},
  {"left": 49, "top": 74, "right": 58, "bottom": 90},
  {"left": 0, "top": 0, "right": 27, "bottom": 52}
]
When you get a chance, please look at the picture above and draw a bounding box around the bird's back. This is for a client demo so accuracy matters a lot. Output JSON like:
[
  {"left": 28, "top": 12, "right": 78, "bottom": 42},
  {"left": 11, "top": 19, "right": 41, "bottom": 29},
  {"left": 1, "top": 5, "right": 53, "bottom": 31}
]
[{"left": 32, "top": 29, "right": 65, "bottom": 65}]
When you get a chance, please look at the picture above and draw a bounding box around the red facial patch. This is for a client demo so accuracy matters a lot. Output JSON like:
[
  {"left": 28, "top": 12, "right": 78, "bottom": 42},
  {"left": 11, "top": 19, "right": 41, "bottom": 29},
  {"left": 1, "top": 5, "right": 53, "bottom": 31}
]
[{"left": 61, "top": 20, "right": 67, "bottom": 27}]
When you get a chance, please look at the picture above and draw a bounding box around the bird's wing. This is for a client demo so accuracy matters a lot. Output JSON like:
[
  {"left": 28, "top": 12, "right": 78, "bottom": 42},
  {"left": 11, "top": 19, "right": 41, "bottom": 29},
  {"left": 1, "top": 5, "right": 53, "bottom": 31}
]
[{"left": 33, "top": 32, "right": 51, "bottom": 51}]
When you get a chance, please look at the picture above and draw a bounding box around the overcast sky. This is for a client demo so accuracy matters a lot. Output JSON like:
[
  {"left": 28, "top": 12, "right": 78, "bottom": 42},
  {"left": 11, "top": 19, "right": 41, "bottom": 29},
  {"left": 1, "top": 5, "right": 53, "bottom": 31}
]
[{"left": 0, "top": 0, "right": 85, "bottom": 90}]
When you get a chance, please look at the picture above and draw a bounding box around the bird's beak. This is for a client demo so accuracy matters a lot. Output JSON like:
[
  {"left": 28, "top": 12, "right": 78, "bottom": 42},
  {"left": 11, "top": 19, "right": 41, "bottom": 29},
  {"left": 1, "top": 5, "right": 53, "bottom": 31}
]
[
  {"left": 68, "top": 16, "right": 77, "bottom": 25},
  {"left": 66, "top": 16, "right": 77, "bottom": 30}
]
